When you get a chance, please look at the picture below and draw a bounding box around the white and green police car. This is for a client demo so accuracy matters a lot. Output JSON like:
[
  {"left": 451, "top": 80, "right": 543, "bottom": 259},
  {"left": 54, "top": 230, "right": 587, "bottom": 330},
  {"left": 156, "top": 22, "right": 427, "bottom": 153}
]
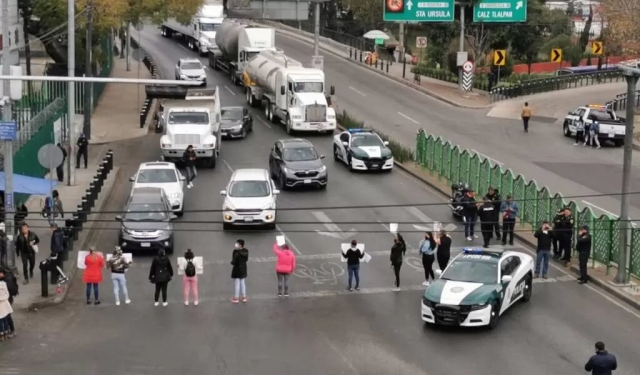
[{"left": 421, "top": 248, "right": 534, "bottom": 329}]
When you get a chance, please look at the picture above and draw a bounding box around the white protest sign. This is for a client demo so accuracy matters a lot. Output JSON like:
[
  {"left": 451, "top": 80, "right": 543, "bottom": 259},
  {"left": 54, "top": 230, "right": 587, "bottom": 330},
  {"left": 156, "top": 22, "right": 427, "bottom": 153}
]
[
  {"left": 77, "top": 251, "right": 104, "bottom": 269},
  {"left": 363, "top": 252, "right": 372, "bottom": 263},
  {"left": 177, "top": 256, "right": 204, "bottom": 275},
  {"left": 389, "top": 223, "right": 398, "bottom": 233},
  {"left": 276, "top": 235, "right": 286, "bottom": 246},
  {"left": 434, "top": 221, "right": 442, "bottom": 233},
  {"left": 106, "top": 253, "right": 133, "bottom": 263},
  {"left": 340, "top": 243, "right": 365, "bottom": 263}
]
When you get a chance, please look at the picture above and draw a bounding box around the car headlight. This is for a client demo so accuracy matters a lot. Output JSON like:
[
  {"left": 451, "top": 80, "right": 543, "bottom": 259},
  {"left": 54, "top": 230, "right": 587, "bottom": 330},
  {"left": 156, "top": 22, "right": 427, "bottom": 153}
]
[
  {"left": 170, "top": 192, "right": 182, "bottom": 199},
  {"left": 123, "top": 228, "right": 135, "bottom": 235},
  {"left": 203, "top": 143, "right": 214, "bottom": 148},
  {"left": 161, "top": 142, "right": 171, "bottom": 148},
  {"left": 470, "top": 303, "right": 488, "bottom": 311},
  {"left": 180, "top": 74, "right": 188, "bottom": 79},
  {"left": 262, "top": 202, "right": 276, "bottom": 210},
  {"left": 283, "top": 167, "right": 294, "bottom": 174},
  {"left": 318, "top": 165, "right": 326, "bottom": 173},
  {"left": 223, "top": 204, "right": 234, "bottom": 211},
  {"left": 230, "top": 124, "right": 243, "bottom": 130},
  {"left": 291, "top": 115, "right": 302, "bottom": 120},
  {"left": 199, "top": 75, "right": 207, "bottom": 80},
  {"left": 422, "top": 296, "right": 436, "bottom": 308}
]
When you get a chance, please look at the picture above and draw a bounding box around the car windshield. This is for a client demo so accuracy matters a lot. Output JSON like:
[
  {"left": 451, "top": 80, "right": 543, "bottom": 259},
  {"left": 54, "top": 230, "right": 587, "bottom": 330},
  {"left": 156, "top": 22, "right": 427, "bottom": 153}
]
[
  {"left": 168, "top": 112, "right": 209, "bottom": 124},
  {"left": 181, "top": 62, "right": 203, "bottom": 70},
  {"left": 124, "top": 203, "right": 168, "bottom": 221},
  {"left": 200, "top": 23, "right": 221, "bottom": 32},
  {"left": 221, "top": 108, "right": 243, "bottom": 120},
  {"left": 283, "top": 147, "right": 318, "bottom": 161},
  {"left": 229, "top": 181, "right": 270, "bottom": 197},
  {"left": 136, "top": 169, "right": 178, "bottom": 183},
  {"left": 293, "top": 81, "right": 323, "bottom": 93},
  {"left": 441, "top": 259, "right": 498, "bottom": 284},
  {"left": 351, "top": 134, "right": 383, "bottom": 147}
]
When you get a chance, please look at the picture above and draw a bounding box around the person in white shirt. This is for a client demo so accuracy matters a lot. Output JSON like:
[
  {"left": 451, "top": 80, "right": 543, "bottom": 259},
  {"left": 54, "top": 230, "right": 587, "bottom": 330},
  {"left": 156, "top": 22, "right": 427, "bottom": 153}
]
[{"left": 177, "top": 249, "right": 202, "bottom": 306}]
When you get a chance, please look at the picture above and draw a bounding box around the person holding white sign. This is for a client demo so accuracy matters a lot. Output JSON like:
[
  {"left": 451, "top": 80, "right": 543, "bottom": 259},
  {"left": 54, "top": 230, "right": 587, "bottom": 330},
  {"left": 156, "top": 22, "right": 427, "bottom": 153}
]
[
  {"left": 83, "top": 247, "right": 104, "bottom": 305},
  {"left": 177, "top": 249, "right": 201, "bottom": 306},
  {"left": 342, "top": 240, "right": 365, "bottom": 291},
  {"left": 273, "top": 240, "right": 296, "bottom": 297},
  {"left": 389, "top": 233, "right": 406, "bottom": 291},
  {"left": 106, "top": 246, "right": 131, "bottom": 306}
]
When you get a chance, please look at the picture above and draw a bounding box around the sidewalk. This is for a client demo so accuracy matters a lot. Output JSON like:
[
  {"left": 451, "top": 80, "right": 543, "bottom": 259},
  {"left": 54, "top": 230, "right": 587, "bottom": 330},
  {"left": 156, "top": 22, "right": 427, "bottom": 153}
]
[{"left": 259, "top": 21, "right": 492, "bottom": 109}]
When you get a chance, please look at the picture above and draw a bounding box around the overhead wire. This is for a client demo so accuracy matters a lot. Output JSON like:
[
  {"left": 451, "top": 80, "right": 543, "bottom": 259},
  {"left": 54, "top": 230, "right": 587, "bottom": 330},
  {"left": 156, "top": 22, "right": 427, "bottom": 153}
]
[{"left": 22, "top": 8, "right": 88, "bottom": 49}]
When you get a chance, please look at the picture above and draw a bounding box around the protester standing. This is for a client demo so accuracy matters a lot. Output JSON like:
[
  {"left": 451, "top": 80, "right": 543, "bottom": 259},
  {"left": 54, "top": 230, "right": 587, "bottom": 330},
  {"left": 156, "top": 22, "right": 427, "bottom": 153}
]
[
  {"left": 49, "top": 223, "right": 67, "bottom": 283},
  {"left": 486, "top": 187, "right": 502, "bottom": 241},
  {"left": 461, "top": 189, "right": 478, "bottom": 241},
  {"left": 576, "top": 225, "right": 592, "bottom": 285},
  {"left": 584, "top": 341, "right": 617, "bottom": 374},
  {"left": 273, "top": 242, "right": 296, "bottom": 297},
  {"left": 106, "top": 246, "right": 131, "bottom": 306},
  {"left": 500, "top": 195, "right": 519, "bottom": 246},
  {"left": 15, "top": 223, "right": 39, "bottom": 285},
  {"left": 419, "top": 232, "right": 439, "bottom": 286},
  {"left": 437, "top": 231, "right": 452, "bottom": 271},
  {"left": 342, "top": 239, "right": 365, "bottom": 291},
  {"left": 478, "top": 196, "right": 496, "bottom": 248},
  {"left": 76, "top": 133, "right": 89, "bottom": 169},
  {"left": 178, "top": 249, "right": 201, "bottom": 305},
  {"left": 521, "top": 102, "right": 532, "bottom": 132},
  {"left": 534, "top": 221, "right": 553, "bottom": 279},
  {"left": 83, "top": 246, "right": 104, "bottom": 305},
  {"left": 183, "top": 145, "right": 197, "bottom": 189},
  {"left": 0, "top": 277, "right": 13, "bottom": 341},
  {"left": 557, "top": 208, "right": 575, "bottom": 266},
  {"left": 574, "top": 118, "right": 585, "bottom": 146},
  {"left": 552, "top": 208, "right": 564, "bottom": 259},
  {"left": 149, "top": 249, "right": 174, "bottom": 306},
  {"left": 588, "top": 121, "right": 601, "bottom": 149},
  {"left": 231, "top": 239, "right": 249, "bottom": 303},
  {"left": 389, "top": 233, "right": 406, "bottom": 291}
]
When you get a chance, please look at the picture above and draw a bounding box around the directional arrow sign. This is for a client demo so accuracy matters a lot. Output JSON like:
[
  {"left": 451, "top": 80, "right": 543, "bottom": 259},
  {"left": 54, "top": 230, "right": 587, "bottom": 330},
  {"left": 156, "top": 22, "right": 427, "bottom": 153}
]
[
  {"left": 473, "top": 0, "right": 527, "bottom": 22},
  {"left": 592, "top": 41, "right": 603, "bottom": 55},
  {"left": 384, "top": 0, "right": 455, "bottom": 22},
  {"left": 493, "top": 50, "right": 506, "bottom": 66},
  {"left": 407, "top": 0, "right": 413, "bottom": 10},
  {"left": 551, "top": 48, "right": 562, "bottom": 63},
  {"left": 312, "top": 211, "right": 358, "bottom": 240}
]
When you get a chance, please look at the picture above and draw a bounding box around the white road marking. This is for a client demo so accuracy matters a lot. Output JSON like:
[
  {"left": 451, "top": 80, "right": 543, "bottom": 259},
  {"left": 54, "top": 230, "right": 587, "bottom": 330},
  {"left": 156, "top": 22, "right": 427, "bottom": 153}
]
[
  {"left": 258, "top": 117, "right": 272, "bottom": 129},
  {"left": 224, "top": 85, "right": 236, "bottom": 96},
  {"left": 312, "top": 211, "right": 357, "bottom": 240},
  {"left": 471, "top": 149, "right": 504, "bottom": 166},
  {"left": 582, "top": 200, "right": 618, "bottom": 218},
  {"left": 221, "top": 159, "right": 234, "bottom": 173},
  {"left": 397, "top": 112, "right": 420, "bottom": 125},
  {"left": 349, "top": 86, "right": 367, "bottom": 97},
  {"left": 405, "top": 206, "right": 457, "bottom": 232}
]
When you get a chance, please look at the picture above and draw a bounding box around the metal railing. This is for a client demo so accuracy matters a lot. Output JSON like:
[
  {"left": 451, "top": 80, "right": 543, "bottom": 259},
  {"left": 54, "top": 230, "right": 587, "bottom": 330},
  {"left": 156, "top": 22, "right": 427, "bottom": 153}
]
[
  {"left": 609, "top": 90, "right": 640, "bottom": 112},
  {"left": 414, "top": 129, "right": 639, "bottom": 279},
  {"left": 490, "top": 70, "right": 625, "bottom": 102},
  {"left": 279, "top": 20, "right": 377, "bottom": 52}
]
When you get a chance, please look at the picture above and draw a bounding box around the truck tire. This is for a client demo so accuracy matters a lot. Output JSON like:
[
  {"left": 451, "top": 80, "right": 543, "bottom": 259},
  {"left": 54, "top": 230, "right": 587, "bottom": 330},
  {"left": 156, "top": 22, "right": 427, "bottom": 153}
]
[
  {"left": 207, "top": 154, "right": 217, "bottom": 169},
  {"left": 563, "top": 122, "right": 571, "bottom": 137},
  {"left": 246, "top": 89, "right": 257, "bottom": 107},
  {"left": 230, "top": 69, "right": 237, "bottom": 85},
  {"left": 614, "top": 140, "right": 623, "bottom": 147},
  {"left": 212, "top": 56, "right": 220, "bottom": 71},
  {"left": 286, "top": 116, "right": 294, "bottom": 135},
  {"left": 161, "top": 27, "right": 172, "bottom": 38}
]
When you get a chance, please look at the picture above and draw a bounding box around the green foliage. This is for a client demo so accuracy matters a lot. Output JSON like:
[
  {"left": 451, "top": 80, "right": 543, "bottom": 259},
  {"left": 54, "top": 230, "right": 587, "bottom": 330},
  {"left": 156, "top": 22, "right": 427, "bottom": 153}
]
[{"left": 336, "top": 110, "right": 414, "bottom": 163}]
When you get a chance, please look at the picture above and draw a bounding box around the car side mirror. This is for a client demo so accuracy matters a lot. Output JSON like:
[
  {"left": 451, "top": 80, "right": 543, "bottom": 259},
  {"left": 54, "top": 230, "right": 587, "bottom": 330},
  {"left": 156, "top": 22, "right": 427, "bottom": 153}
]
[
  {"left": 330, "top": 85, "right": 335, "bottom": 95},
  {"left": 435, "top": 269, "right": 443, "bottom": 278},
  {"left": 220, "top": 190, "right": 227, "bottom": 196},
  {"left": 273, "top": 189, "right": 280, "bottom": 195},
  {"left": 115, "top": 215, "right": 122, "bottom": 221},
  {"left": 383, "top": 141, "right": 389, "bottom": 146},
  {"left": 280, "top": 86, "right": 285, "bottom": 95},
  {"left": 501, "top": 275, "right": 513, "bottom": 283},
  {"left": 128, "top": 176, "right": 135, "bottom": 182},
  {"left": 342, "top": 142, "right": 348, "bottom": 147},
  {"left": 170, "top": 214, "right": 178, "bottom": 220},
  {"left": 320, "top": 155, "right": 325, "bottom": 159}
]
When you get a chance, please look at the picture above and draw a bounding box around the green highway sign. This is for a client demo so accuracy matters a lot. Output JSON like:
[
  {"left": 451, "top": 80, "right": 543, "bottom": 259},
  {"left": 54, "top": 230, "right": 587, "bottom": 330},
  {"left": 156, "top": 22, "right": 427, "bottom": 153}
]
[
  {"left": 473, "top": 0, "right": 527, "bottom": 22},
  {"left": 383, "top": 0, "right": 455, "bottom": 22}
]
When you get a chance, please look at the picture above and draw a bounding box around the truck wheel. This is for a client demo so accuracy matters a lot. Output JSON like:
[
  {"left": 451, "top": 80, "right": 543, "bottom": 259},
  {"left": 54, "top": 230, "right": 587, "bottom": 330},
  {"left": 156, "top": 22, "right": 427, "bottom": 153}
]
[
  {"left": 161, "top": 27, "right": 167, "bottom": 37},
  {"left": 614, "top": 140, "right": 623, "bottom": 147},
  {"left": 286, "top": 116, "right": 294, "bottom": 135},
  {"left": 207, "top": 154, "right": 217, "bottom": 169},
  {"left": 563, "top": 122, "right": 571, "bottom": 137},
  {"left": 212, "top": 56, "right": 220, "bottom": 71},
  {"left": 264, "top": 100, "right": 271, "bottom": 119},
  {"left": 246, "top": 89, "right": 256, "bottom": 107}
]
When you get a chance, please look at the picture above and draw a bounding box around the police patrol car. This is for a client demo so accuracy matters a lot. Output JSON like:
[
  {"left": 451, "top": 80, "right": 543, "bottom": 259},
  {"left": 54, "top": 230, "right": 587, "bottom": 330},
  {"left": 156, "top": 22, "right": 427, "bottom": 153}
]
[
  {"left": 562, "top": 104, "right": 626, "bottom": 146},
  {"left": 333, "top": 128, "right": 394, "bottom": 171},
  {"left": 421, "top": 248, "right": 534, "bottom": 329}
]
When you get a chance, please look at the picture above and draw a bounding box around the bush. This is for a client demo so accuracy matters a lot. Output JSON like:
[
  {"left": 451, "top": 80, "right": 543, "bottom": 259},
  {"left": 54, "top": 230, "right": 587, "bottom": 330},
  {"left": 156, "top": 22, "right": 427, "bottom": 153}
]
[{"left": 336, "top": 110, "right": 414, "bottom": 163}]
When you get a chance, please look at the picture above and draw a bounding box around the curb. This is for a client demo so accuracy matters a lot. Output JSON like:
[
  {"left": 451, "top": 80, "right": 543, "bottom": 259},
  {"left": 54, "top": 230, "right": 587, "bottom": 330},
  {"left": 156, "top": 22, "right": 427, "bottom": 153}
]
[
  {"left": 270, "top": 26, "right": 492, "bottom": 110},
  {"left": 26, "top": 168, "right": 122, "bottom": 311},
  {"left": 335, "top": 122, "right": 640, "bottom": 312}
]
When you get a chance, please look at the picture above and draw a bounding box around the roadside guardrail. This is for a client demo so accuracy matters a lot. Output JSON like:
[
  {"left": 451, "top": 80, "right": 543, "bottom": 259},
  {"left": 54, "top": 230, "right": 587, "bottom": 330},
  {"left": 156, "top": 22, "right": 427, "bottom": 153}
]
[{"left": 609, "top": 90, "right": 640, "bottom": 112}]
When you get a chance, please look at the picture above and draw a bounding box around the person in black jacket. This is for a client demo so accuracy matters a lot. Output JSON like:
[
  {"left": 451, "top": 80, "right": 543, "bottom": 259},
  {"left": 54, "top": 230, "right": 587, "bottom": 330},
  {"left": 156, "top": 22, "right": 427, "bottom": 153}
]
[
  {"left": 551, "top": 208, "right": 564, "bottom": 259},
  {"left": 13, "top": 201, "right": 28, "bottom": 235},
  {"left": 15, "top": 223, "right": 39, "bottom": 285},
  {"left": 56, "top": 143, "right": 67, "bottom": 182},
  {"left": 231, "top": 239, "right": 249, "bottom": 303},
  {"left": 477, "top": 196, "right": 496, "bottom": 248},
  {"left": 576, "top": 225, "right": 592, "bottom": 284},
  {"left": 437, "top": 230, "right": 452, "bottom": 271},
  {"left": 342, "top": 239, "right": 365, "bottom": 291},
  {"left": 389, "top": 234, "right": 406, "bottom": 290},
  {"left": 49, "top": 224, "right": 67, "bottom": 283},
  {"left": 534, "top": 221, "right": 553, "bottom": 279},
  {"left": 149, "top": 249, "right": 174, "bottom": 306},
  {"left": 485, "top": 187, "right": 501, "bottom": 241},
  {"left": 76, "top": 133, "right": 89, "bottom": 169},
  {"left": 461, "top": 189, "right": 478, "bottom": 241},
  {"left": 183, "top": 145, "right": 197, "bottom": 189},
  {"left": 557, "top": 208, "right": 575, "bottom": 266},
  {"left": 584, "top": 341, "right": 617, "bottom": 375}
]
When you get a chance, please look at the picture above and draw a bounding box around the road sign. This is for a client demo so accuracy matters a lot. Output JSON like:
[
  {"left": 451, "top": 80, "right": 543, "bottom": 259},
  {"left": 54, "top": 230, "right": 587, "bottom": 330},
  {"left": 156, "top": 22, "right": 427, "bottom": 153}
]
[
  {"left": 416, "top": 36, "right": 427, "bottom": 49},
  {"left": 493, "top": 50, "right": 506, "bottom": 66},
  {"left": 462, "top": 72, "right": 474, "bottom": 91},
  {"left": 383, "top": 0, "right": 455, "bottom": 22},
  {"left": 311, "top": 55, "right": 324, "bottom": 71},
  {"left": 551, "top": 48, "right": 562, "bottom": 63},
  {"left": 0, "top": 121, "right": 16, "bottom": 141},
  {"left": 592, "top": 41, "right": 603, "bottom": 55},
  {"left": 473, "top": 0, "right": 527, "bottom": 22},
  {"left": 37, "top": 143, "right": 65, "bottom": 169},
  {"left": 462, "top": 60, "right": 475, "bottom": 73},
  {"left": 375, "top": 38, "right": 385, "bottom": 45}
]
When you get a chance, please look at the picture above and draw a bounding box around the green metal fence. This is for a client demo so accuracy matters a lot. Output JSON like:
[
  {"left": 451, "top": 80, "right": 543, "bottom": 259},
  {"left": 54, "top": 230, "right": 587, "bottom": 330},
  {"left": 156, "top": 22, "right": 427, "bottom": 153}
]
[{"left": 415, "top": 129, "right": 639, "bottom": 279}]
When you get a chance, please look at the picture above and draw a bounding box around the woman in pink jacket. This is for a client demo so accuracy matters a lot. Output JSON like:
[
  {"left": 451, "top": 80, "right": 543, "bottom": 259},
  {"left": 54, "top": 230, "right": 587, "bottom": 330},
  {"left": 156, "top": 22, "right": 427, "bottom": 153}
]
[{"left": 273, "top": 242, "right": 296, "bottom": 297}]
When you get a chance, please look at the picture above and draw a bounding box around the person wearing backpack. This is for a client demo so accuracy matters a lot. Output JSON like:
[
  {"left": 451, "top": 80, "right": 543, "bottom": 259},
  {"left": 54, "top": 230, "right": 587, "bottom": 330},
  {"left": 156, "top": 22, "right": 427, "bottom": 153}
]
[
  {"left": 149, "top": 249, "right": 174, "bottom": 306},
  {"left": 178, "top": 249, "right": 201, "bottom": 306},
  {"left": 106, "top": 246, "right": 131, "bottom": 306},
  {"left": 273, "top": 242, "right": 296, "bottom": 297}
]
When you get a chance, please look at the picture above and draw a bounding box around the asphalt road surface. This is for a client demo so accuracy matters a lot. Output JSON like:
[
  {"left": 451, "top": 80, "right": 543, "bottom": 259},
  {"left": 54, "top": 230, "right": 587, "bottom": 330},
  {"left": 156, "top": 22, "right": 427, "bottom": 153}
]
[{"left": 3, "top": 27, "right": 640, "bottom": 375}]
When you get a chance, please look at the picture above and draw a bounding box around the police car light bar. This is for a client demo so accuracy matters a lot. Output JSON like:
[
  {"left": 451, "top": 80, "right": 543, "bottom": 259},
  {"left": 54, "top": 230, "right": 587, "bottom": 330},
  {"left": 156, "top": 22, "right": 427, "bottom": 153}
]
[
  {"left": 348, "top": 128, "right": 372, "bottom": 133},
  {"left": 462, "top": 248, "right": 503, "bottom": 255}
]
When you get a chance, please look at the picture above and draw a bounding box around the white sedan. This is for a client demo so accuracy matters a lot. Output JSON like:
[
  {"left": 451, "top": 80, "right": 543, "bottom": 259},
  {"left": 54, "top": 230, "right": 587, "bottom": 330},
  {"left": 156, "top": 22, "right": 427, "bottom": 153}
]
[{"left": 130, "top": 162, "right": 185, "bottom": 216}]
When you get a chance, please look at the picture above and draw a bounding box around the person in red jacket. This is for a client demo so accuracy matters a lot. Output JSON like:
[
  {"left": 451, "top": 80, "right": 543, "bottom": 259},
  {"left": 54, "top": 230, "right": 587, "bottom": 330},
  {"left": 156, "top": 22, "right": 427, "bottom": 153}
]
[
  {"left": 273, "top": 242, "right": 296, "bottom": 297},
  {"left": 83, "top": 246, "right": 104, "bottom": 305}
]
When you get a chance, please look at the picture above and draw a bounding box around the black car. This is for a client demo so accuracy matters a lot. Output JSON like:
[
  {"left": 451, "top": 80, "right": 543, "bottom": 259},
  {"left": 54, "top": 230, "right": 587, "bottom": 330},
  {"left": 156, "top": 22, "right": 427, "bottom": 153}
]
[
  {"left": 269, "top": 138, "right": 327, "bottom": 190},
  {"left": 220, "top": 106, "right": 253, "bottom": 139},
  {"left": 116, "top": 187, "right": 177, "bottom": 254}
]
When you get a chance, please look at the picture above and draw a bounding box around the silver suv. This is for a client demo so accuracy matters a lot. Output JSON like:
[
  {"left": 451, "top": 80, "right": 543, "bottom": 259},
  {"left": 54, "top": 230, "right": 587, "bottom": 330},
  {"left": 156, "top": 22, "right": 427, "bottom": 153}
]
[{"left": 175, "top": 58, "right": 206, "bottom": 87}]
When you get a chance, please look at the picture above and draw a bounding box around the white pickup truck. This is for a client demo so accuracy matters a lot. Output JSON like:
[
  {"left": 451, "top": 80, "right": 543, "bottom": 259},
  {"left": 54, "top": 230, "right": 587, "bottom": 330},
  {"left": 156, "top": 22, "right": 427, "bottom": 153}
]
[{"left": 562, "top": 104, "right": 626, "bottom": 146}]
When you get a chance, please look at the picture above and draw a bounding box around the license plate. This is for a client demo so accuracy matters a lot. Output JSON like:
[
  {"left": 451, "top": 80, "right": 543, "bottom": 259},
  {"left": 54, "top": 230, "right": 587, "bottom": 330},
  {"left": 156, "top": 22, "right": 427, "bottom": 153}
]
[
  {"left": 221, "top": 132, "right": 227, "bottom": 136},
  {"left": 371, "top": 164, "right": 379, "bottom": 168},
  {"left": 244, "top": 217, "right": 253, "bottom": 222},
  {"left": 304, "top": 179, "right": 311, "bottom": 184},
  {"left": 608, "top": 133, "right": 615, "bottom": 138},
  {"left": 141, "top": 243, "right": 150, "bottom": 247}
]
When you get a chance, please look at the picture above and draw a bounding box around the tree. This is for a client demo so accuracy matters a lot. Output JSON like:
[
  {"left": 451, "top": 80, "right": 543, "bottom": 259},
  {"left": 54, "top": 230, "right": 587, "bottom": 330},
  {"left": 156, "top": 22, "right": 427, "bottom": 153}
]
[
  {"left": 578, "top": 5, "right": 592, "bottom": 52},
  {"left": 600, "top": 0, "right": 640, "bottom": 54},
  {"left": 342, "top": 0, "right": 382, "bottom": 31},
  {"left": 508, "top": 0, "right": 546, "bottom": 71}
]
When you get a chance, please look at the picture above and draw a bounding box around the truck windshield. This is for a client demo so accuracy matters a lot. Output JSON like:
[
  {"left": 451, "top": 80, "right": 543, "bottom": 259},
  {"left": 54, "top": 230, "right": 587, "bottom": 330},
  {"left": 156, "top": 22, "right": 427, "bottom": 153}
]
[
  {"left": 168, "top": 112, "right": 209, "bottom": 124},
  {"left": 293, "top": 82, "right": 323, "bottom": 93},
  {"left": 200, "top": 23, "right": 221, "bottom": 32}
]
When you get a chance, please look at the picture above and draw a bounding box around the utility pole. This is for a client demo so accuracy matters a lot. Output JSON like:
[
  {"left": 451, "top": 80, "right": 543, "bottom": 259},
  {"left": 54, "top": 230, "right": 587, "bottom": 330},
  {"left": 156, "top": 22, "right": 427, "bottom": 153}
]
[
  {"left": 1, "top": 0, "right": 16, "bottom": 270},
  {"left": 398, "top": 22, "right": 405, "bottom": 63},
  {"left": 458, "top": 4, "right": 465, "bottom": 91},
  {"left": 83, "top": 0, "right": 92, "bottom": 139},
  {"left": 614, "top": 66, "right": 640, "bottom": 285},
  {"left": 67, "top": 0, "right": 76, "bottom": 185},
  {"left": 313, "top": 1, "right": 320, "bottom": 56},
  {"left": 126, "top": 21, "right": 131, "bottom": 71}
]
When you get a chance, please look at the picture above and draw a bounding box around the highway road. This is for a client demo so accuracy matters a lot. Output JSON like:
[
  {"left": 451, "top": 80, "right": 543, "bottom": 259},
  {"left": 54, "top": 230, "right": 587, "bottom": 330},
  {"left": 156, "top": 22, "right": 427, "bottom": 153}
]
[{"left": 2, "top": 26, "right": 640, "bottom": 375}]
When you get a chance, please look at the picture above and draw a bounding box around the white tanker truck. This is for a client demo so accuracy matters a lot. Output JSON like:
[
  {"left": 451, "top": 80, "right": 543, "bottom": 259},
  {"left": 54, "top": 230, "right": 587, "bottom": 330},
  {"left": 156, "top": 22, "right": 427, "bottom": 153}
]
[
  {"left": 210, "top": 21, "right": 276, "bottom": 85},
  {"left": 242, "top": 50, "right": 336, "bottom": 135}
]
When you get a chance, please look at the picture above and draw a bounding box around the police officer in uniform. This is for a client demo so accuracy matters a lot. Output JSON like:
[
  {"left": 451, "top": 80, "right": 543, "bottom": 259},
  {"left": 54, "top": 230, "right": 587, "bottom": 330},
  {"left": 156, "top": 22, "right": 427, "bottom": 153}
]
[
  {"left": 477, "top": 196, "right": 496, "bottom": 248},
  {"left": 576, "top": 225, "right": 592, "bottom": 284},
  {"left": 551, "top": 208, "right": 564, "bottom": 259},
  {"left": 485, "top": 187, "right": 501, "bottom": 241},
  {"left": 557, "top": 208, "right": 574, "bottom": 266}
]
